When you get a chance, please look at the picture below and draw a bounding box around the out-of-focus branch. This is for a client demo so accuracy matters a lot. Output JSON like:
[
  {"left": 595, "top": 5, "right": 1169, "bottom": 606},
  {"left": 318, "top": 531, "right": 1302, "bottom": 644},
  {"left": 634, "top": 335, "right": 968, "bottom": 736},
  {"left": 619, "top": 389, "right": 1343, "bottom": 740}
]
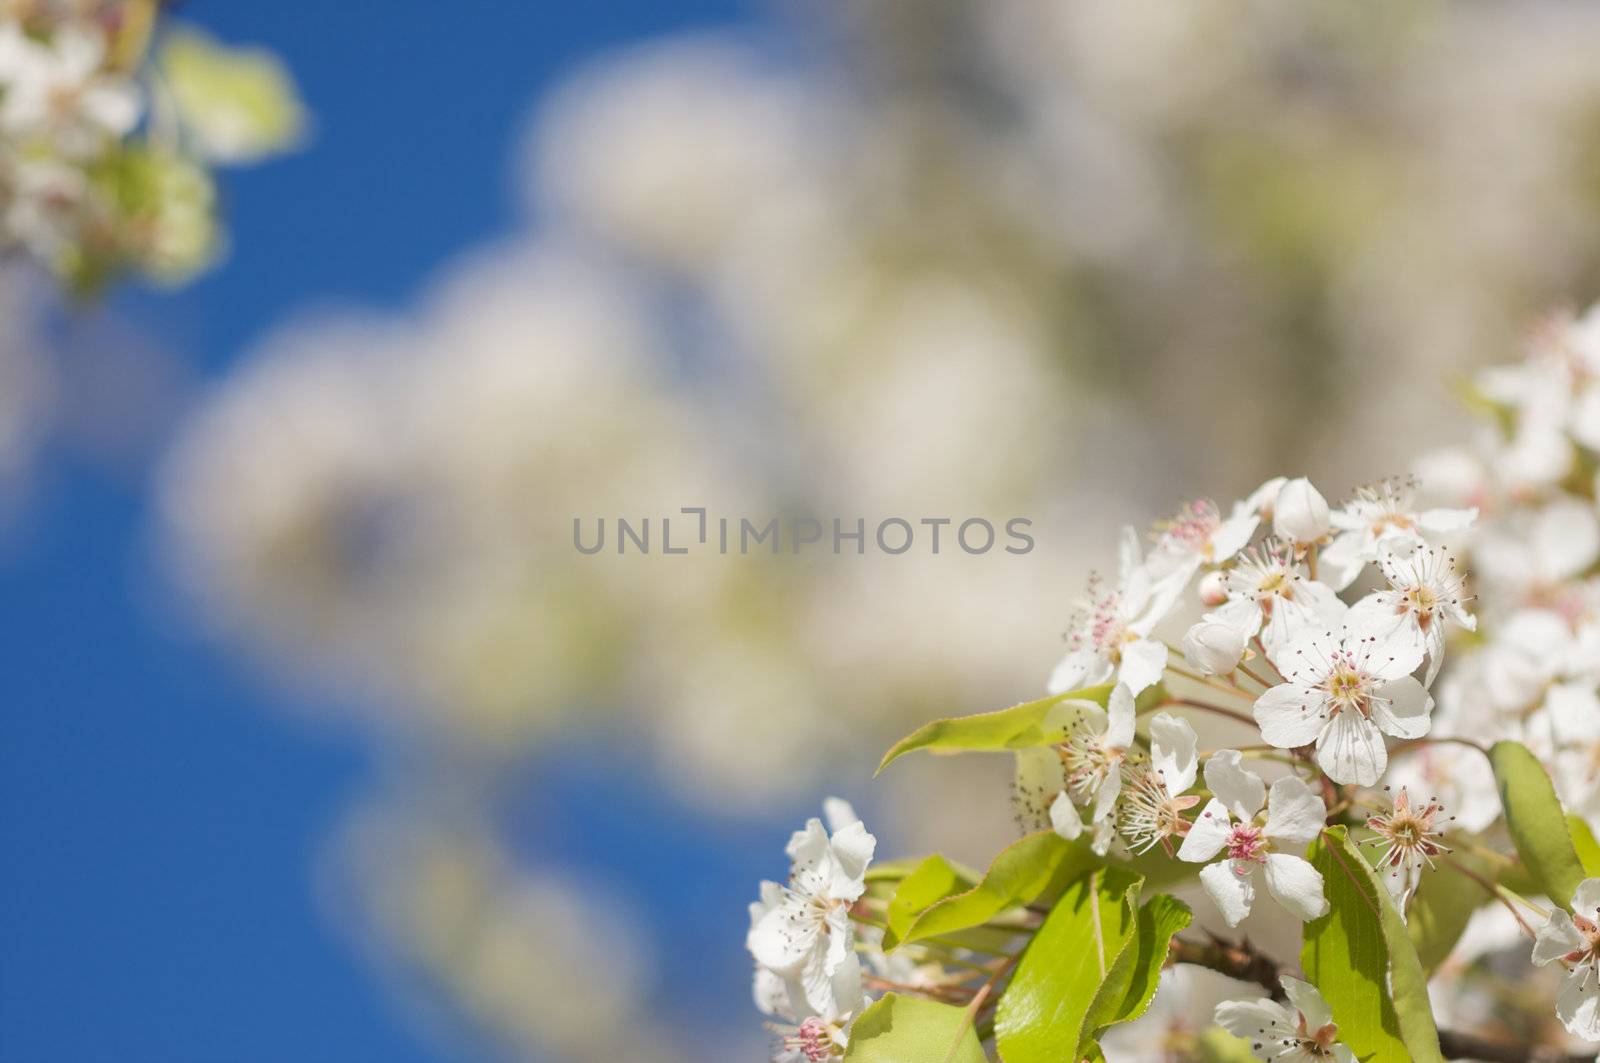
[
  {"left": 1436, "top": 1029, "right": 1597, "bottom": 1063},
  {"left": 1168, "top": 932, "right": 1284, "bottom": 999},
  {"left": 1169, "top": 931, "right": 1599, "bottom": 1062}
]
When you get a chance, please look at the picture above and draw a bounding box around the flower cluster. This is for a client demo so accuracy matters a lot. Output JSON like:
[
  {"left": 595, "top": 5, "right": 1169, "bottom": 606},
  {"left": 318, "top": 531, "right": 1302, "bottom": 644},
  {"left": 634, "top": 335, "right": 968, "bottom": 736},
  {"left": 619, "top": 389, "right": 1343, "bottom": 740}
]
[
  {"left": 746, "top": 304, "right": 1600, "bottom": 1058},
  {"left": 747, "top": 801, "right": 876, "bottom": 1061},
  {"left": 0, "top": 1, "right": 302, "bottom": 291},
  {"left": 1026, "top": 469, "right": 1477, "bottom": 927}
]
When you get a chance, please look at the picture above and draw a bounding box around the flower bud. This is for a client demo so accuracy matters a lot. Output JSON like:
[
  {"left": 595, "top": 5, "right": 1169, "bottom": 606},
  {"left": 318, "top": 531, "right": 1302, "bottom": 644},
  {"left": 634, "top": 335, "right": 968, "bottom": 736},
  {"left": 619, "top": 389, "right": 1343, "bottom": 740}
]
[
  {"left": 1181, "top": 620, "right": 1247, "bottom": 676},
  {"left": 1273, "top": 477, "right": 1330, "bottom": 544},
  {"left": 1198, "top": 570, "right": 1229, "bottom": 607}
]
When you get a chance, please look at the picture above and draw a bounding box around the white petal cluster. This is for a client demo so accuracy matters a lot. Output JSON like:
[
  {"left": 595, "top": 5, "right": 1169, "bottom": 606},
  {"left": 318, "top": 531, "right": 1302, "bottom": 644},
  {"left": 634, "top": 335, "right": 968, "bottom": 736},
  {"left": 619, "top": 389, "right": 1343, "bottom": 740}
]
[
  {"left": 1215, "top": 977, "right": 1355, "bottom": 1062},
  {"left": 1177, "top": 753, "right": 1329, "bottom": 926},
  {"left": 747, "top": 800, "right": 876, "bottom": 1059}
]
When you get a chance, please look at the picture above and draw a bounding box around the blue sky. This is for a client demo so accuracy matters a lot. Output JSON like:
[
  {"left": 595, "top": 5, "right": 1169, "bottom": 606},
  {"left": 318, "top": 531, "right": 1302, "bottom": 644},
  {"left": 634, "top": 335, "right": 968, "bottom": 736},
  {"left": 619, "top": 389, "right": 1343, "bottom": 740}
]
[{"left": 0, "top": 3, "right": 772, "bottom": 1059}]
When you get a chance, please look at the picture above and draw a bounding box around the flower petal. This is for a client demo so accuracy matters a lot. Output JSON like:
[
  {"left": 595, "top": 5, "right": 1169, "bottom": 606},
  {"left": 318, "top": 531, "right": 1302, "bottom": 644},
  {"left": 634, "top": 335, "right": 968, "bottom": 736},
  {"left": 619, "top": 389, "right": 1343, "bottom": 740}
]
[
  {"left": 1200, "top": 860, "right": 1256, "bottom": 927},
  {"left": 1149, "top": 711, "right": 1199, "bottom": 795},
  {"left": 1263, "top": 852, "right": 1328, "bottom": 921},
  {"left": 1117, "top": 639, "right": 1167, "bottom": 697},
  {"left": 1103, "top": 683, "right": 1137, "bottom": 750},
  {"left": 1254, "top": 682, "right": 1330, "bottom": 749},
  {"left": 1557, "top": 969, "right": 1600, "bottom": 1041},
  {"left": 1533, "top": 908, "right": 1585, "bottom": 966},
  {"left": 1177, "top": 799, "right": 1232, "bottom": 862},
  {"left": 1050, "top": 791, "right": 1084, "bottom": 841},
  {"left": 1205, "top": 750, "right": 1267, "bottom": 821},
  {"left": 1264, "top": 776, "right": 1327, "bottom": 848},
  {"left": 1314, "top": 710, "right": 1387, "bottom": 786},
  {"left": 1370, "top": 676, "right": 1433, "bottom": 741},
  {"left": 1280, "top": 975, "right": 1333, "bottom": 1032},
  {"left": 1214, "top": 996, "right": 1295, "bottom": 1047}
]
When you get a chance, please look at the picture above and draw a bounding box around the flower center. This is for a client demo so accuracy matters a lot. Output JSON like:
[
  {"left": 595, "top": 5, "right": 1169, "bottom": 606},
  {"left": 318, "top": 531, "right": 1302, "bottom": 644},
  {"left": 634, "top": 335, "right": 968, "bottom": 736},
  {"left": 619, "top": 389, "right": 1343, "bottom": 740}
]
[
  {"left": 1323, "top": 660, "right": 1373, "bottom": 718},
  {"left": 1162, "top": 499, "right": 1222, "bottom": 555},
  {"left": 1564, "top": 911, "right": 1600, "bottom": 969},
  {"left": 786, "top": 1017, "right": 841, "bottom": 1061},
  {"left": 1225, "top": 824, "right": 1267, "bottom": 864}
]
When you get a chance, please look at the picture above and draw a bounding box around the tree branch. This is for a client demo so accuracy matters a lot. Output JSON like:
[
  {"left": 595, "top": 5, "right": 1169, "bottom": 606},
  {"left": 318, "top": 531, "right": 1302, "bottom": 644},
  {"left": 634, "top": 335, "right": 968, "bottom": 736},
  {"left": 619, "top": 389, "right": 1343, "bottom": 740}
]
[
  {"left": 1437, "top": 1029, "right": 1596, "bottom": 1062},
  {"left": 1169, "top": 932, "right": 1599, "bottom": 1063}
]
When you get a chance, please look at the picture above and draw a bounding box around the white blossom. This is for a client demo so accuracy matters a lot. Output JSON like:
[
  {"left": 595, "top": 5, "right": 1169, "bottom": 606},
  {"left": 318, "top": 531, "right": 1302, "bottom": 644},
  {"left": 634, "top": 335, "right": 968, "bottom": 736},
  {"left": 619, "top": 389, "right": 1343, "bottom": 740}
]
[
  {"left": 1178, "top": 751, "right": 1328, "bottom": 926},
  {"left": 1214, "top": 977, "right": 1355, "bottom": 1062},
  {"left": 1532, "top": 879, "right": 1600, "bottom": 1042},
  {"left": 1049, "top": 529, "right": 1184, "bottom": 697},
  {"left": 747, "top": 803, "right": 877, "bottom": 1018},
  {"left": 1208, "top": 540, "right": 1346, "bottom": 659},
  {"left": 1320, "top": 479, "right": 1476, "bottom": 592},
  {"left": 1252, "top": 624, "right": 1433, "bottom": 786},
  {"left": 1345, "top": 543, "right": 1475, "bottom": 685}
]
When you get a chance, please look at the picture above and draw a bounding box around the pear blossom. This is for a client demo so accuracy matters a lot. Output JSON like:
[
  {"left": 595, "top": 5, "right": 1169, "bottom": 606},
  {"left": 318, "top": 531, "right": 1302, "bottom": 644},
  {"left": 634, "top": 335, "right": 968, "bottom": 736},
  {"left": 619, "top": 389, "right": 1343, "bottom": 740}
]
[
  {"left": 1150, "top": 496, "right": 1259, "bottom": 584},
  {"left": 1320, "top": 479, "right": 1476, "bottom": 591},
  {"left": 1273, "top": 477, "right": 1331, "bottom": 547},
  {"left": 1178, "top": 751, "right": 1328, "bottom": 926},
  {"left": 1531, "top": 879, "right": 1600, "bottom": 1042},
  {"left": 1214, "top": 977, "right": 1355, "bottom": 1062},
  {"left": 0, "top": 25, "right": 141, "bottom": 159},
  {"left": 1049, "top": 529, "right": 1183, "bottom": 697},
  {"left": 747, "top": 802, "right": 877, "bottom": 1017},
  {"left": 1207, "top": 539, "right": 1346, "bottom": 659},
  {"left": 1117, "top": 711, "right": 1201, "bottom": 854},
  {"left": 1362, "top": 786, "right": 1451, "bottom": 905},
  {"left": 1252, "top": 625, "right": 1433, "bottom": 786},
  {"left": 753, "top": 951, "right": 863, "bottom": 1062},
  {"left": 1345, "top": 544, "right": 1475, "bottom": 684},
  {"left": 1013, "top": 685, "right": 1138, "bottom": 855}
]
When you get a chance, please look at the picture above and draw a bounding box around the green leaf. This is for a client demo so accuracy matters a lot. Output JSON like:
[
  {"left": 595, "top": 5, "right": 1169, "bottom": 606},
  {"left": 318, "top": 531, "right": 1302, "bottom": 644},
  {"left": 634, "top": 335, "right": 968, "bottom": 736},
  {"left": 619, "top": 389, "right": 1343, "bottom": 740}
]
[
  {"left": 1077, "top": 893, "right": 1192, "bottom": 1053},
  {"left": 1405, "top": 848, "right": 1494, "bottom": 975},
  {"left": 877, "top": 685, "right": 1116, "bottom": 774},
  {"left": 843, "top": 993, "right": 987, "bottom": 1063},
  {"left": 885, "top": 855, "right": 976, "bottom": 949},
  {"left": 1571, "top": 816, "right": 1600, "bottom": 878},
  {"left": 1490, "top": 740, "right": 1584, "bottom": 908},
  {"left": 994, "top": 867, "right": 1142, "bottom": 1063},
  {"left": 1302, "top": 826, "right": 1443, "bottom": 1063},
  {"left": 899, "top": 831, "right": 1097, "bottom": 947}
]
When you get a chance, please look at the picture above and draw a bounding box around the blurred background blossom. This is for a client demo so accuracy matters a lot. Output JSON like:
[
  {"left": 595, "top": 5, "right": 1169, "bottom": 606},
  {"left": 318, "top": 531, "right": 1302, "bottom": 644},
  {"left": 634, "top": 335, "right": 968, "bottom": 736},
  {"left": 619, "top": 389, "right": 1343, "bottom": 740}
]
[{"left": 10, "top": 1, "right": 1600, "bottom": 1060}]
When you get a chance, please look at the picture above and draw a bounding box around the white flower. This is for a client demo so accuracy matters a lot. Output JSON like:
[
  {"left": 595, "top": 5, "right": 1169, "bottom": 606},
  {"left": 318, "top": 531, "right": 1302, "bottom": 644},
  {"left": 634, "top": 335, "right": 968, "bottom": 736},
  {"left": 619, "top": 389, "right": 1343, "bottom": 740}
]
[
  {"left": 1150, "top": 496, "right": 1260, "bottom": 583},
  {"left": 1208, "top": 540, "right": 1347, "bottom": 659},
  {"left": 0, "top": 25, "right": 140, "bottom": 158},
  {"left": 1362, "top": 786, "right": 1450, "bottom": 905},
  {"left": 1345, "top": 543, "right": 1475, "bottom": 685},
  {"left": 1049, "top": 528, "right": 1184, "bottom": 697},
  {"left": 1014, "top": 685, "right": 1138, "bottom": 855},
  {"left": 1178, "top": 751, "right": 1328, "bottom": 926},
  {"left": 1321, "top": 479, "right": 1476, "bottom": 591},
  {"left": 1181, "top": 618, "right": 1249, "bottom": 676},
  {"left": 1531, "top": 879, "right": 1600, "bottom": 1042},
  {"left": 1252, "top": 625, "right": 1433, "bottom": 786},
  {"left": 1273, "top": 477, "right": 1331, "bottom": 546},
  {"left": 1117, "top": 711, "right": 1201, "bottom": 855},
  {"left": 1214, "top": 976, "right": 1354, "bottom": 1062},
  {"left": 747, "top": 803, "right": 877, "bottom": 1017}
]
